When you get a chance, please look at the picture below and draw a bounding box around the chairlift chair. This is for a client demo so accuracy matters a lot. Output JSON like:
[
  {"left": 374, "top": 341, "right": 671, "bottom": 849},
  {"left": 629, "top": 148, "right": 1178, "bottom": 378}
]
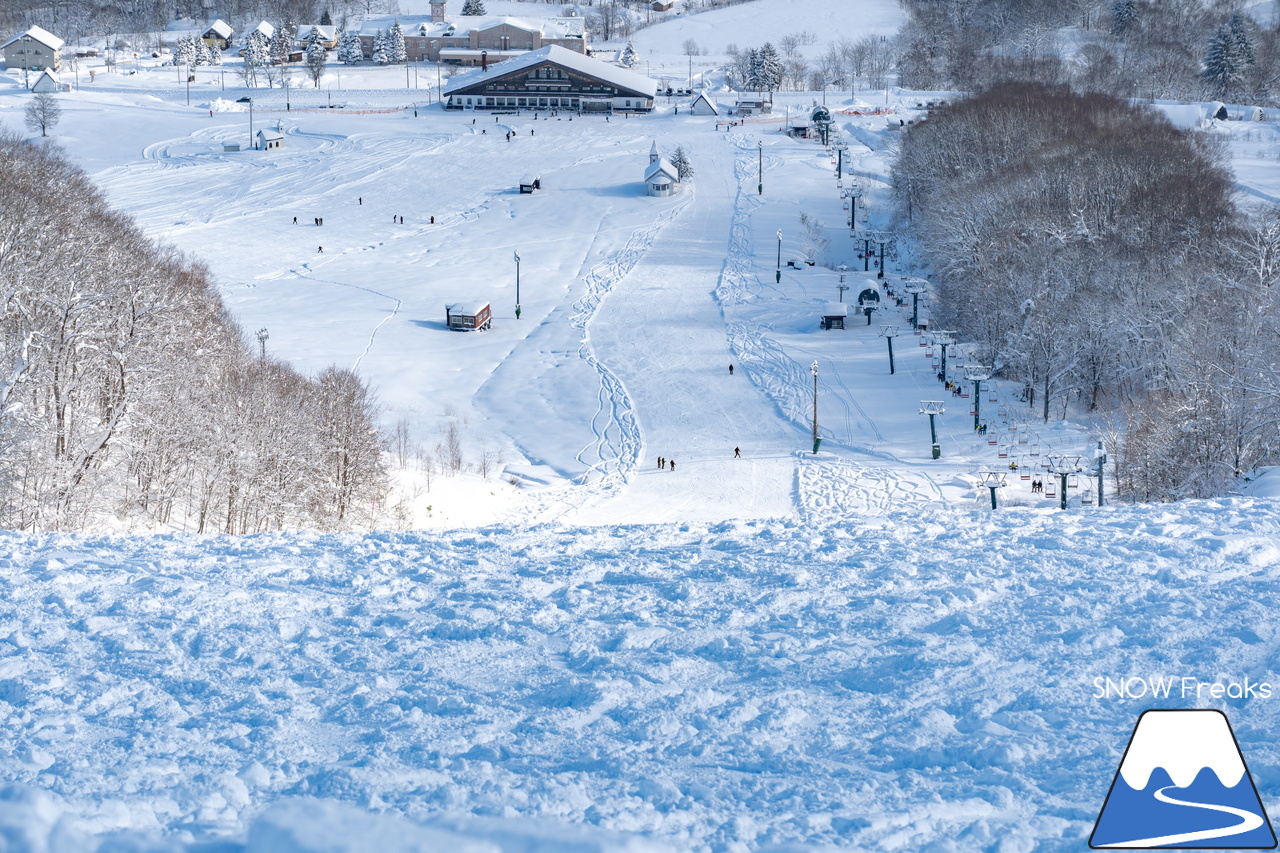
[
  {"left": 1068, "top": 473, "right": 1080, "bottom": 490},
  {"left": 998, "top": 407, "right": 1008, "bottom": 417},
  {"left": 1045, "top": 483, "right": 1057, "bottom": 498},
  {"left": 987, "top": 391, "right": 997, "bottom": 403},
  {"left": 1082, "top": 489, "right": 1095, "bottom": 505},
  {"left": 1029, "top": 442, "right": 1041, "bottom": 456},
  {"left": 998, "top": 446, "right": 1009, "bottom": 458},
  {"left": 926, "top": 348, "right": 934, "bottom": 357}
]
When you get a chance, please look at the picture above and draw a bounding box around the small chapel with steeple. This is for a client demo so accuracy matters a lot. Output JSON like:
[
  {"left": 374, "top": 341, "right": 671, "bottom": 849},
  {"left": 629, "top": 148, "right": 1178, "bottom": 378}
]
[{"left": 645, "top": 141, "right": 680, "bottom": 197}]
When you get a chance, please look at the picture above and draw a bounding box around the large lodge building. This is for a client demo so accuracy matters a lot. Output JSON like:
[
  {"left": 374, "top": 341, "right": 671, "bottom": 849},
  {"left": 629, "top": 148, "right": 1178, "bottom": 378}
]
[
  {"left": 443, "top": 45, "right": 657, "bottom": 113},
  {"left": 358, "top": 0, "right": 586, "bottom": 66}
]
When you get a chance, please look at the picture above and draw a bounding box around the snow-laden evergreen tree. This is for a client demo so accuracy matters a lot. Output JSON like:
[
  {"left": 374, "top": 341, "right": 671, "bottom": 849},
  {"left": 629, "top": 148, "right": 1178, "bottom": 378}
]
[
  {"left": 620, "top": 41, "right": 638, "bottom": 68},
  {"left": 1110, "top": 0, "right": 1137, "bottom": 36},
  {"left": 337, "top": 29, "right": 363, "bottom": 64},
  {"left": 758, "top": 42, "right": 783, "bottom": 92},
  {"left": 373, "top": 30, "right": 389, "bottom": 65},
  {"left": 306, "top": 39, "right": 327, "bottom": 87},
  {"left": 174, "top": 34, "right": 197, "bottom": 67},
  {"left": 461, "top": 0, "right": 486, "bottom": 14},
  {"left": 207, "top": 38, "right": 222, "bottom": 65},
  {"left": 270, "top": 24, "right": 293, "bottom": 65},
  {"left": 194, "top": 37, "right": 213, "bottom": 66},
  {"left": 670, "top": 145, "right": 693, "bottom": 182},
  {"left": 742, "top": 47, "right": 761, "bottom": 91},
  {"left": 388, "top": 20, "right": 407, "bottom": 63},
  {"left": 1202, "top": 23, "right": 1246, "bottom": 99},
  {"left": 1229, "top": 12, "right": 1256, "bottom": 69},
  {"left": 320, "top": 9, "right": 333, "bottom": 25}
]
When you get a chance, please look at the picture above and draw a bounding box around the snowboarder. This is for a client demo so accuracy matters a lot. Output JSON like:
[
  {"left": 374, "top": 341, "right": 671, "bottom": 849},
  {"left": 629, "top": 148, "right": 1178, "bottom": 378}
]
[
  {"left": 314, "top": 217, "right": 318, "bottom": 225},
  {"left": 728, "top": 364, "right": 734, "bottom": 375},
  {"left": 734, "top": 447, "right": 740, "bottom": 458},
  {"left": 668, "top": 459, "right": 675, "bottom": 472},
  {"left": 318, "top": 246, "right": 323, "bottom": 253},
  {"left": 530, "top": 129, "right": 534, "bottom": 136},
  {"left": 293, "top": 216, "right": 297, "bottom": 224}
]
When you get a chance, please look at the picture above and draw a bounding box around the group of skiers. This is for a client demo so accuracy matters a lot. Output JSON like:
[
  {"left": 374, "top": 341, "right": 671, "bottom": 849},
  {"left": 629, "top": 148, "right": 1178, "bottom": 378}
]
[{"left": 299, "top": 202, "right": 438, "bottom": 254}]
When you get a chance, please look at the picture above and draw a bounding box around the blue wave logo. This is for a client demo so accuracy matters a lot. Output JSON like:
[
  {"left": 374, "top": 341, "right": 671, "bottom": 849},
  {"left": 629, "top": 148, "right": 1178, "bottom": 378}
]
[{"left": 1091, "top": 710, "right": 1276, "bottom": 848}]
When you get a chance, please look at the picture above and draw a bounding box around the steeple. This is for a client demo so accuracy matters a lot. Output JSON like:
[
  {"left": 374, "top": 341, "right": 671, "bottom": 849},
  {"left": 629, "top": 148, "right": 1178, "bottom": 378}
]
[
  {"left": 431, "top": 0, "right": 447, "bottom": 23},
  {"left": 649, "top": 140, "right": 659, "bottom": 164}
]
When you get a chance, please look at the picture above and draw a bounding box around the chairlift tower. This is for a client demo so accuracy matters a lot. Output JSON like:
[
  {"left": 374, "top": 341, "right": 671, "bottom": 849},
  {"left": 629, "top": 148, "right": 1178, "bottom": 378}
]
[
  {"left": 1045, "top": 454, "right": 1083, "bottom": 511},
  {"left": 879, "top": 325, "right": 900, "bottom": 375},
  {"left": 837, "top": 265, "right": 849, "bottom": 302},
  {"left": 929, "top": 330, "right": 956, "bottom": 381},
  {"left": 902, "top": 279, "right": 928, "bottom": 329},
  {"left": 919, "top": 401, "right": 945, "bottom": 459},
  {"left": 863, "top": 230, "right": 894, "bottom": 279},
  {"left": 978, "top": 470, "right": 1007, "bottom": 509},
  {"left": 962, "top": 364, "right": 990, "bottom": 432}
]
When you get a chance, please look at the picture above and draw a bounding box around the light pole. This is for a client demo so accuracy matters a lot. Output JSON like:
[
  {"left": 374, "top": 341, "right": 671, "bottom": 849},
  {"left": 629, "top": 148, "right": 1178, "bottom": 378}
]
[
  {"left": 185, "top": 64, "right": 191, "bottom": 105},
  {"left": 514, "top": 250, "right": 522, "bottom": 319},
  {"left": 757, "top": 140, "right": 763, "bottom": 195},
  {"left": 880, "top": 325, "right": 899, "bottom": 374},
  {"left": 835, "top": 139, "right": 847, "bottom": 180},
  {"left": 919, "top": 400, "right": 944, "bottom": 459},
  {"left": 247, "top": 97, "right": 254, "bottom": 148},
  {"left": 776, "top": 230, "right": 782, "bottom": 283},
  {"left": 256, "top": 327, "right": 269, "bottom": 359},
  {"left": 811, "top": 360, "right": 820, "bottom": 453},
  {"left": 837, "top": 265, "right": 849, "bottom": 302},
  {"left": 1093, "top": 440, "right": 1107, "bottom": 507}
]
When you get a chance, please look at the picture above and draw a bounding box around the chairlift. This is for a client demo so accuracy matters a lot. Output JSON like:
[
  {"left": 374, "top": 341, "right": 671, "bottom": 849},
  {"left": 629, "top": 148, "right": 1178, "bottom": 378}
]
[
  {"left": 970, "top": 410, "right": 978, "bottom": 416},
  {"left": 1017, "top": 436, "right": 1028, "bottom": 444},
  {"left": 1082, "top": 489, "right": 1095, "bottom": 506},
  {"left": 961, "top": 390, "right": 970, "bottom": 398},
  {"left": 987, "top": 391, "right": 997, "bottom": 403},
  {"left": 987, "top": 438, "right": 997, "bottom": 446},
  {"left": 998, "top": 446, "right": 1009, "bottom": 458},
  {"left": 932, "top": 361, "right": 940, "bottom": 370},
  {"left": 1029, "top": 442, "right": 1041, "bottom": 456},
  {"left": 1068, "top": 473, "right": 1081, "bottom": 490},
  {"left": 1020, "top": 470, "right": 1031, "bottom": 481},
  {"left": 926, "top": 348, "right": 934, "bottom": 357},
  {"left": 1045, "top": 483, "right": 1057, "bottom": 498},
  {"left": 998, "top": 407, "right": 1008, "bottom": 418}
]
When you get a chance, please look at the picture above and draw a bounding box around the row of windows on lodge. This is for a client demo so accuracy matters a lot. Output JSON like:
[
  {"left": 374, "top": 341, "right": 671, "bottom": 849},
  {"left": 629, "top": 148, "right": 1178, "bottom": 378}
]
[{"left": 455, "top": 95, "right": 643, "bottom": 107}]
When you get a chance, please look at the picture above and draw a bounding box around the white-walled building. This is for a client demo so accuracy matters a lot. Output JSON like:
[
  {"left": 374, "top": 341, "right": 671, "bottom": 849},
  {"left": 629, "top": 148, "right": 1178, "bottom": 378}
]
[{"left": 444, "top": 45, "right": 656, "bottom": 113}]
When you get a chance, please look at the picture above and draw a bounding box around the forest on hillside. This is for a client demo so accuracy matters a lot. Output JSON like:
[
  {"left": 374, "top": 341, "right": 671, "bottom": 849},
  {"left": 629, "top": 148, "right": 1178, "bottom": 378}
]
[
  {"left": 893, "top": 84, "right": 1280, "bottom": 500},
  {"left": 0, "top": 133, "right": 386, "bottom": 532}
]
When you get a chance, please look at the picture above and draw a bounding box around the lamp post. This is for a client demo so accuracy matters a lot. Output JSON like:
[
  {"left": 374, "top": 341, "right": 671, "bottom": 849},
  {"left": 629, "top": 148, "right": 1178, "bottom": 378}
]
[
  {"left": 919, "top": 400, "right": 944, "bottom": 459},
  {"left": 185, "top": 64, "right": 191, "bottom": 105},
  {"left": 837, "top": 265, "right": 849, "bottom": 302},
  {"left": 835, "top": 139, "right": 847, "bottom": 180},
  {"left": 247, "top": 97, "right": 254, "bottom": 148},
  {"left": 757, "top": 140, "right": 763, "bottom": 195},
  {"left": 880, "top": 325, "right": 899, "bottom": 374},
  {"left": 256, "top": 327, "right": 269, "bottom": 359},
  {"left": 902, "top": 279, "right": 927, "bottom": 329},
  {"left": 513, "top": 250, "right": 521, "bottom": 319},
  {"left": 811, "top": 360, "right": 821, "bottom": 453},
  {"left": 775, "top": 230, "right": 782, "bottom": 283}
]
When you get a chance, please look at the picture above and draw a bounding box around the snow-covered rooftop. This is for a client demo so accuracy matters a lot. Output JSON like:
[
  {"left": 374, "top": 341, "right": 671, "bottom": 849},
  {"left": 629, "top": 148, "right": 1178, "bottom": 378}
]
[
  {"left": 357, "top": 13, "right": 584, "bottom": 40},
  {"left": 2, "top": 25, "right": 64, "bottom": 51},
  {"left": 445, "top": 44, "right": 657, "bottom": 98},
  {"left": 203, "top": 19, "right": 233, "bottom": 39},
  {"left": 645, "top": 158, "right": 678, "bottom": 182}
]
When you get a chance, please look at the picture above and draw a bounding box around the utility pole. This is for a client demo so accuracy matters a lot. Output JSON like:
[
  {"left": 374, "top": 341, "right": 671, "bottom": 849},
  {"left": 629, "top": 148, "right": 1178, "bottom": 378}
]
[
  {"left": 1094, "top": 440, "right": 1107, "bottom": 506},
  {"left": 920, "top": 401, "right": 944, "bottom": 459},
  {"left": 811, "top": 361, "right": 820, "bottom": 453},
  {"left": 776, "top": 230, "right": 782, "bottom": 283},
  {"left": 757, "top": 140, "right": 763, "bottom": 195},
  {"left": 880, "top": 326, "right": 899, "bottom": 374},
  {"left": 514, "top": 250, "right": 522, "bottom": 319}
]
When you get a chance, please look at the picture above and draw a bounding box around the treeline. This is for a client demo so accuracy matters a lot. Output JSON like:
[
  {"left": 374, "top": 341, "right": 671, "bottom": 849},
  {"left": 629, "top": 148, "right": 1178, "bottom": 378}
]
[
  {"left": 897, "top": 0, "right": 1280, "bottom": 105},
  {"left": 0, "top": 132, "right": 385, "bottom": 532},
  {"left": 894, "top": 84, "right": 1280, "bottom": 500}
]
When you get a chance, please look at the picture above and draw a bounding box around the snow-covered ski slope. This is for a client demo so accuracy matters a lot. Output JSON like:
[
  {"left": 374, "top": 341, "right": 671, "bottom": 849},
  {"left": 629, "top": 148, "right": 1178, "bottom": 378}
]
[
  {"left": 3, "top": 503, "right": 1280, "bottom": 852},
  {"left": 6, "top": 0, "right": 1280, "bottom": 849}
]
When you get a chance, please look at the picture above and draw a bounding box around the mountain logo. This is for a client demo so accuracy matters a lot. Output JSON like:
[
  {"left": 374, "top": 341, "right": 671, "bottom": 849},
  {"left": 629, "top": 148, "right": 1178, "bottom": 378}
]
[{"left": 1091, "top": 709, "right": 1277, "bottom": 849}]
